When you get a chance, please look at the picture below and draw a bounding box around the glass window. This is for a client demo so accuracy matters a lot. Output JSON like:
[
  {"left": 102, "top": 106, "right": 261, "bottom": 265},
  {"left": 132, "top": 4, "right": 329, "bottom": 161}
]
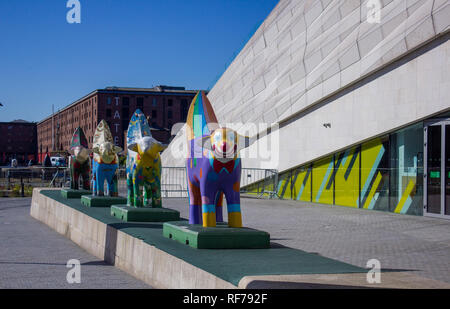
[
  {"left": 389, "top": 122, "right": 423, "bottom": 215},
  {"left": 137, "top": 97, "right": 144, "bottom": 109},
  {"left": 334, "top": 146, "right": 360, "bottom": 208},
  {"left": 426, "top": 125, "right": 442, "bottom": 215},
  {"left": 446, "top": 124, "right": 450, "bottom": 215},
  {"left": 277, "top": 170, "right": 293, "bottom": 199},
  {"left": 291, "top": 165, "right": 312, "bottom": 202},
  {"left": 360, "top": 136, "right": 389, "bottom": 211},
  {"left": 312, "top": 155, "right": 334, "bottom": 205}
]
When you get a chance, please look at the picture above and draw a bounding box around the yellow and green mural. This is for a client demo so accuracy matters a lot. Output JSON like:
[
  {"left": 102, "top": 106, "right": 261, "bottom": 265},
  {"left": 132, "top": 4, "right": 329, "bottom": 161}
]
[
  {"left": 334, "top": 147, "right": 360, "bottom": 208},
  {"left": 243, "top": 122, "right": 424, "bottom": 216},
  {"left": 292, "top": 167, "right": 311, "bottom": 202},
  {"left": 312, "top": 156, "right": 334, "bottom": 205}
]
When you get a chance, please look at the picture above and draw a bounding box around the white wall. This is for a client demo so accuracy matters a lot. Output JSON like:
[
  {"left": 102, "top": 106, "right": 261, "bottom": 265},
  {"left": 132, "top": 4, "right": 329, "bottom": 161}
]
[
  {"left": 243, "top": 37, "right": 450, "bottom": 171},
  {"left": 162, "top": 0, "right": 450, "bottom": 170}
]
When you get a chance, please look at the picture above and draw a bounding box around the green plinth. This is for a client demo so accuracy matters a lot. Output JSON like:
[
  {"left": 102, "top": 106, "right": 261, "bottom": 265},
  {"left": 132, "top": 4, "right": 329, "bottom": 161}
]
[
  {"left": 163, "top": 221, "right": 270, "bottom": 249},
  {"left": 80, "top": 195, "right": 127, "bottom": 207},
  {"left": 110, "top": 205, "right": 180, "bottom": 222},
  {"left": 61, "top": 188, "right": 92, "bottom": 199}
]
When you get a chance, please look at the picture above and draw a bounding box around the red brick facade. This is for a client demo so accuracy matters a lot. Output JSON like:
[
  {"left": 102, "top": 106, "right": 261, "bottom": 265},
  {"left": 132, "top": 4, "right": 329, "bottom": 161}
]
[
  {"left": 0, "top": 121, "right": 37, "bottom": 165},
  {"left": 37, "top": 86, "right": 198, "bottom": 162}
]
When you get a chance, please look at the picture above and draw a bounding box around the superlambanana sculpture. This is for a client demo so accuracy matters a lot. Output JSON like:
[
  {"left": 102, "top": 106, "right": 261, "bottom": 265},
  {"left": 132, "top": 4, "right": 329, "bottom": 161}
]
[
  {"left": 186, "top": 91, "right": 254, "bottom": 228},
  {"left": 68, "top": 127, "right": 91, "bottom": 190},
  {"left": 126, "top": 109, "right": 166, "bottom": 207},
  {"left": 91, "top": 120, "right": 122, "bottom": 196}
]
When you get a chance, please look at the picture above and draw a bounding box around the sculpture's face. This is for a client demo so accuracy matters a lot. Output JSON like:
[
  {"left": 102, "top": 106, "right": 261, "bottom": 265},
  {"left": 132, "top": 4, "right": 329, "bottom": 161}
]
[
  {"left": 210, "top": 128, "right": 237, "bottom": 160},
  {"left": 96, "top": 142, "right": 121, "bottom": 164},
  {"left": 197, "top": 127, "right": 254, "bottom": 162},
  {"left": 130, "top": 136, "right": 166, "bottom": 158},
  {"left": 73, "top": 146, "right": 90, "bottom": 163}
]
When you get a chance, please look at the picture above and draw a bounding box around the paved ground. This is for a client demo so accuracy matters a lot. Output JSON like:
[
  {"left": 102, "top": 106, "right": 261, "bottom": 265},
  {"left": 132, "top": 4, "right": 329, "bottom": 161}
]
[
  {"left": 164, "top": 197, "right": 450, "bottom": 285},
  {"left": 2, "top": 195, "right": 450, "bottom": 288},
  {"left": 0, "top": 197, "right": 151, "bottom": 289}
]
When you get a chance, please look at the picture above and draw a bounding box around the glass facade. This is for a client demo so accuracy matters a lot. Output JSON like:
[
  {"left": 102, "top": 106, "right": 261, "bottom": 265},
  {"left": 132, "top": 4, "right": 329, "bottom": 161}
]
[
  {"left": 389, "top": 123, "right": 423, "bottom": 215},
  {"left": 247, "top": 121, "right": 427, "bottom": 216},
  {"left": 360, "top": 137, "right": 390, "bottom": 212}
]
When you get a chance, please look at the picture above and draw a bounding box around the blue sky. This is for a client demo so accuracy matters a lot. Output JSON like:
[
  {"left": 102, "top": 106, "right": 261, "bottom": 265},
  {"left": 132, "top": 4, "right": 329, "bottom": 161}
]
[{"left": 0, "top": 0, "right": 278, "bottom": 122}]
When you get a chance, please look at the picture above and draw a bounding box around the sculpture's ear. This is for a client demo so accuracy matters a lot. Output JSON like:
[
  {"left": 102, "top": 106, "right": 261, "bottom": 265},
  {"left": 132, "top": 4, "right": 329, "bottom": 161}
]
[
  {"left": 92, "top": 146, "right": 100, "bottom": 154},
  {"left": 114, "top": 145, "right": 122, "bottom": 153},
  {"left": 195, "top": 136, "right": 213, "bottom": 151},
  {"left": 127, "top": 142, "right": 138, "bottom": 152},
  {"left": 237, "top": 134, "right": 256, "bottom": 151}
]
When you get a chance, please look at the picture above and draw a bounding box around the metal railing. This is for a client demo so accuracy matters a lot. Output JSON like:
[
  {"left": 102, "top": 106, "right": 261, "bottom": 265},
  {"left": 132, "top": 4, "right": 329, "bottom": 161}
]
[
  {"left": 240, "top": 168, "right": 279, "bottom": 198},
  {"left": 118, "top": 167, "right": 279, "bottom": 199},
  {"left": 0, "top": 166, "right": 279, "bottom": 199}
]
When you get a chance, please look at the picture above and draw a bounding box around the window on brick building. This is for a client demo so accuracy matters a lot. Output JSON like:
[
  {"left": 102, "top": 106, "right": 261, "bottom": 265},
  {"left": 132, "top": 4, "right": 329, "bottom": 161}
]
[
  {"left": 167, "top": 110, "right": 173, "bottom": 119},
  {"left": 122, "top": 107, "right": 129, "bottom": 119},
  {"left": 181, "top": 99, "right": 188, "bottom": 120},
  {"left": 123, "top": 97, "right": 129, "bottom": 106},
  {"left": 152, "top": 98, "right": 157, "bottom": 107},
  {"left": 137, "top": 97, "right": 144, "bottom": 110},
  {"left": 106, "top": 109, "right": 111, "bottom": 118},
  {"left": 168, "top": 99, "right": 173, "bottom": 107},
  {"left": 152, "top": 110, "right": 157, "bottom": 118}
]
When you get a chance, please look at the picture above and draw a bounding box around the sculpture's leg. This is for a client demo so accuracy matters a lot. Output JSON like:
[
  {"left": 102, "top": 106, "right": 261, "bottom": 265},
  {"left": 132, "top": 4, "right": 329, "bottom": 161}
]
[
  {"left": 82, "top": 171, "right": 90, "bottom": 191},
  {"left": 70, "top": 160, "right": 79, "bottom": 190},
  {"left": 91, "top": 164, "right": 97, "bottom": 196},
  {"left": 224, "top": 182, "right": 242, "bottom": 228},
  {"left": 72, "top": 172, "right": 79, "bottom": 190},
  {"left": 201, "top": 181, "right": 218, "bottom": 228},
  {"left": 91, "top": 175, "right": 96, "bottom": 196},
  {"left": 215, "top": 191, "right": 224, "bottom": 222},
  {"left": 107, "top": 171, "right": 118, "bottom": 197},
  {"left": 188, "top": 179, "right": 201, "bottom": 224},
  {"left": 133, "top": 176, "right": 142, "bottom": 207},
  {"left": 127, "top": 173, "right": 134, "bottom": 206},
  {"left": 143, "top": 182, "right": 150, "bottom": 206},
  {"left": 96, "top": 167, "right": 104, "bottom": 196},
  {"left": 151, "top": 179, "right": 162, "bottom": 208},
  {"left": 82, "top": 162, "right": 90, "bottom": 190}
]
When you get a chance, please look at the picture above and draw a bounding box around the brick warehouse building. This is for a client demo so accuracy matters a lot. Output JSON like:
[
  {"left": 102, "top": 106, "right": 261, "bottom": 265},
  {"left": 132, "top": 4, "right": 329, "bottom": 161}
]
[
  {"left": 37, "top": 86, "right": 199, "bottom": 162},
  {"left": 0, "top": 120, "right": 37, "bottom": 165}
]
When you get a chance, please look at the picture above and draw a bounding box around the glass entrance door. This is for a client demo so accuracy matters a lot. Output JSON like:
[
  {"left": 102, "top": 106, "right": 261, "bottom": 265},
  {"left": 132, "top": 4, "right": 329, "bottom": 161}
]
[{"left": 424, "top": 120, "right": 450, "bottom": 218}]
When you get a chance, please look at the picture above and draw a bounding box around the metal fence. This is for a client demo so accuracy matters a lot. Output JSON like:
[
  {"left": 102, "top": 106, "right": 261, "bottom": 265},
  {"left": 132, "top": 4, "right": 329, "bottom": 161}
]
[
  {"left": 0, "top": 166, "right": 279, "bottom": 199},
  {"left": 118, "top": 167, "right": 278, "bottom": 198}
]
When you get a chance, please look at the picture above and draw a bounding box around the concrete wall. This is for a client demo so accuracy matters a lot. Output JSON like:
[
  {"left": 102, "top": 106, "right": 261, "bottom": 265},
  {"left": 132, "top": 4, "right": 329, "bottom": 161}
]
[
  {"left": 162, "top": 0, "right": 450, "bottom": 172},
  {"left": 30, "top": 188, "right": 236, "bottom": 289},
  {"left": 248, "top": 36, "right": 450, "bottom": 172}
]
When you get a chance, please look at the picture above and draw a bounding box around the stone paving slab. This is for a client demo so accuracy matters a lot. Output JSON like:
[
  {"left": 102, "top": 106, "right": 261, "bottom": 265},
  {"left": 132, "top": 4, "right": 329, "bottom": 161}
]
[
  {"left": 0, "top": 197, "right": 150, "bottom": 289},
  {"left": 38, "top": 189, "right": 368, "bottom": 287},
  {"left": 163, "top": 197, "right": 450, "bottom": 285}
]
